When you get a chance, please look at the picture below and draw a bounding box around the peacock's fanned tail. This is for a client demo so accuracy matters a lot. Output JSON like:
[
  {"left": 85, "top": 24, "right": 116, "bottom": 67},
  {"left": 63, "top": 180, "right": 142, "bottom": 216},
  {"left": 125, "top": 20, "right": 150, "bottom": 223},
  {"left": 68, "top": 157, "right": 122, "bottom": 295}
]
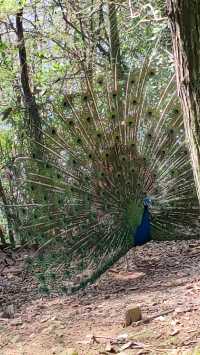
[{"left": 14, "top": 21, "right": 200, "bottom": 292}]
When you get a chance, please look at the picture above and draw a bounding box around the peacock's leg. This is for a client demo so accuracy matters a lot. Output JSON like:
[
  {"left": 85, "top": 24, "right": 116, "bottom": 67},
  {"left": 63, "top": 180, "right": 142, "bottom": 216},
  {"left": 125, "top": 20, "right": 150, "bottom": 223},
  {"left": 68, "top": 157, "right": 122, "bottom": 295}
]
[
  {"left": 133, "top": 247, "right": 139, "bottom": 267},
  {"left": 126, "top": 248, "right": 138, "bottom": 271},
  {"left": 125, "top": 253, "right": 129, "bottom": 272}
]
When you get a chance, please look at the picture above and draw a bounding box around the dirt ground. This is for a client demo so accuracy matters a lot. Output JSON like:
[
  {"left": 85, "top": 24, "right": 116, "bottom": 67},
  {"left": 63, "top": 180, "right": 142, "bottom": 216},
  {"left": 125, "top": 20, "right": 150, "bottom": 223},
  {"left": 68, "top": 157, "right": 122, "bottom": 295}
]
[{"left": 1, "top": 240, "right": 200, "bottom": 355}]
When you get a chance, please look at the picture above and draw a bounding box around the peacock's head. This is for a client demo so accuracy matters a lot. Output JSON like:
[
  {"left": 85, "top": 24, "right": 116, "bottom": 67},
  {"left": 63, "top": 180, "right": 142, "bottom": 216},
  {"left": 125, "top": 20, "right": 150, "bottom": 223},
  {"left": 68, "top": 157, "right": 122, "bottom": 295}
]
[{"left": 143, "top": 196, "right": 152, "bottom": 208}]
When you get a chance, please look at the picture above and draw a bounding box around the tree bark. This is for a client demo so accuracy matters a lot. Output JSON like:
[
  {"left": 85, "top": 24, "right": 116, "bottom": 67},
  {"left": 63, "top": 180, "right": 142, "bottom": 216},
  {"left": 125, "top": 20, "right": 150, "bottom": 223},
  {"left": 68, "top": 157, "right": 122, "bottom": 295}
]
[
  {"left": 0, "top": 179, "right": 15, "bottom": 247},
  {"left": 0, "top": 226, "right": 7, "bottom": 247},
  {"left": 16, "top": 10, "right": 43, "bottom": 158},
  {"left": 167, "top": 0, "right": 200, "bottom": 203}
]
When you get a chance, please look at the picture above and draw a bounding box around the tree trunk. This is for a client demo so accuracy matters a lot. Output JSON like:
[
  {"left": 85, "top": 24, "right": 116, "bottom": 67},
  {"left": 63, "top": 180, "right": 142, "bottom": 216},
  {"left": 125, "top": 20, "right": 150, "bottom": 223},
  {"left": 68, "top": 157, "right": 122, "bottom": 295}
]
[
  {"left": 0, "top": 226, "right": 7, "bottom": 247},
  {"left": 167, "top": 0, "right": 200, "bottom": 203},
  {"left": 16, "top": 10, "right": 43, "bottom": 159},
  {"left": 0, "top": 179, "right": 15, "bottom": 247}
]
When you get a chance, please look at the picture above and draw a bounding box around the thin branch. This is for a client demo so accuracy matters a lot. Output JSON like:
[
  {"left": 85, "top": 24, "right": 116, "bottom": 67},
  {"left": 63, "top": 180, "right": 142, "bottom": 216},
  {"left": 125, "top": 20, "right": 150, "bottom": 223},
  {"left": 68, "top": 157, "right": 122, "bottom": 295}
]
[{"left": 56, "top": 0, "right": 109, "bottom": 58}]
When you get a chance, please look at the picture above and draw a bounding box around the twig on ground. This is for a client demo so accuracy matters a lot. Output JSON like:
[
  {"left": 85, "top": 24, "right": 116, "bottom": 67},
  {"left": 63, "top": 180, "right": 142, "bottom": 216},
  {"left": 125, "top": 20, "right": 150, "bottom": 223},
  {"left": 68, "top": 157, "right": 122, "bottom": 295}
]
[{"left": 132, "top": 308, "right": 175, "bottom": 326}]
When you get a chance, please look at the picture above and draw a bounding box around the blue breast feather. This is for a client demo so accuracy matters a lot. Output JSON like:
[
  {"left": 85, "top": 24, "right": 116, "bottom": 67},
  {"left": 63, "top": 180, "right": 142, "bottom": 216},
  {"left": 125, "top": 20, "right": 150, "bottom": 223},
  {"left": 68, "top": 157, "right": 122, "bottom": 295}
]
[{"left": 133, "top": 206, "right": 151, "bottom": 246}]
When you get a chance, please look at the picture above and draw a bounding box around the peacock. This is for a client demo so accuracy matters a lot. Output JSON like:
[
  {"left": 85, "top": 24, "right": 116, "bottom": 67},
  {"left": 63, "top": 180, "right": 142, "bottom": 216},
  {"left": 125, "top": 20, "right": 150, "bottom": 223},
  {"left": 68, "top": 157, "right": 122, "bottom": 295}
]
[{"left": 10, "top": 4, "right": 200, "bottom": 294}]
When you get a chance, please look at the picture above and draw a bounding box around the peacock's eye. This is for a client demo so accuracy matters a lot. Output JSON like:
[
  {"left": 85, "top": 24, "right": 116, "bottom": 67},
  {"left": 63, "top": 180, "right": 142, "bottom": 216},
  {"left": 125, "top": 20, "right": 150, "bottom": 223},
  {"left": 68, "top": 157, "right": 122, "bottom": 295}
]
[
  {"left": 149, "top": 70, "right": 155, "bottom": 76},
  {"left": 83, "top": 95, "right": 88, "bottom": 101},
  {"left": 77, "top": 137, "right": 82, "bottom": 144},
  {"left": 98, "top": 78, "right": 103, "bottom": 85},
  {"left": 174, "top": 108, "right": 179, "bottom": 114}
]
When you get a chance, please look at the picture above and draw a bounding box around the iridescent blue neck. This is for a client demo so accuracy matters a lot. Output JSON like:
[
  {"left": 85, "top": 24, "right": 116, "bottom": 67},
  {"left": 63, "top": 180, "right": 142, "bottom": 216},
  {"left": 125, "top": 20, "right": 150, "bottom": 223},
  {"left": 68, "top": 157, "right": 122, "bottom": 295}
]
[{"left": 133, "top": 206, "right": 151, "bottom": 246}]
